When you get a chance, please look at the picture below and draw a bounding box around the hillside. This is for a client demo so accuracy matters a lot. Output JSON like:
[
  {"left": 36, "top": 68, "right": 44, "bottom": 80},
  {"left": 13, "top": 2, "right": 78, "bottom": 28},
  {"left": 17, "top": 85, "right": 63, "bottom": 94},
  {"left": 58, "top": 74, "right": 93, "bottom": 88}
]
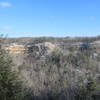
[{"left": 1, "top": 36, "right": 100, "bottom": 100}]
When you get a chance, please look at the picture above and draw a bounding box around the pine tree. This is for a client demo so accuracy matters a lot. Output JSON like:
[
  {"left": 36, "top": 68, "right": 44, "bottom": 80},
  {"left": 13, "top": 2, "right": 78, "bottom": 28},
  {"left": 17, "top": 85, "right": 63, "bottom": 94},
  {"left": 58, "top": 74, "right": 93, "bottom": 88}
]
[{"left": 0, "top": 42, "right": 23, "bottom": 100}]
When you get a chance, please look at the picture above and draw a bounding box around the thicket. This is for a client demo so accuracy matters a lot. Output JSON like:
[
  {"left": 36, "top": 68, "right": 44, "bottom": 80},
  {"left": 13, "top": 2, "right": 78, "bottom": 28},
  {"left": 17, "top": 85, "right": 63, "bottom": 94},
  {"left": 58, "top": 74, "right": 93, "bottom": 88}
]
[{"left": 20, "top": 47, "right": 100, "bottom": 100}]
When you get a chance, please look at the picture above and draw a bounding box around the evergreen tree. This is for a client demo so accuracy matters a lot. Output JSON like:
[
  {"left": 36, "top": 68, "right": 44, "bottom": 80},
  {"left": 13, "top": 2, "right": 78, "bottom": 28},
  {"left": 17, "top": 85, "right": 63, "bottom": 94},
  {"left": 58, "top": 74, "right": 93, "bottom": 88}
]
[{"left": 0, "top": 43, "right": 23, "bottom": 100}]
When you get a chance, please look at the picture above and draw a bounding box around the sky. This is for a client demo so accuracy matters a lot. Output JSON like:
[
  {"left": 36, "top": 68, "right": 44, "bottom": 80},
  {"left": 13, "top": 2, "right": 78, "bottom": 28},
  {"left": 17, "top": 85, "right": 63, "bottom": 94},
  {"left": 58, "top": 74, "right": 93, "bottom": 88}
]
[{"left": 0, "top": 0, "right": 100, "bottom": 37}]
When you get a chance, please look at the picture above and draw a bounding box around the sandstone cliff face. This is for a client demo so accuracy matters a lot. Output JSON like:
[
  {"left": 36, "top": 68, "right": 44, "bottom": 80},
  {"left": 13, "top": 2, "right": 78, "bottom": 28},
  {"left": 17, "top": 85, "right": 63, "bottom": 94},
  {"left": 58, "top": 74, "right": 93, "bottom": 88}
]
[
  {"left": 4, "top": 42, "right": 57, "bottom": 55},
  {"left": 5, "top": 43, "right": 25, "bottom": 54}
]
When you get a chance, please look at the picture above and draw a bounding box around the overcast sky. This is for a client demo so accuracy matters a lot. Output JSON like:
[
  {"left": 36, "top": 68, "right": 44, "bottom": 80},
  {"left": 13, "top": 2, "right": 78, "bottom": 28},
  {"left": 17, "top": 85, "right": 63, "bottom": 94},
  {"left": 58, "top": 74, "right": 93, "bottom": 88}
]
[{"left": 0, "top": 0, "right": 100, "bottom": 37}]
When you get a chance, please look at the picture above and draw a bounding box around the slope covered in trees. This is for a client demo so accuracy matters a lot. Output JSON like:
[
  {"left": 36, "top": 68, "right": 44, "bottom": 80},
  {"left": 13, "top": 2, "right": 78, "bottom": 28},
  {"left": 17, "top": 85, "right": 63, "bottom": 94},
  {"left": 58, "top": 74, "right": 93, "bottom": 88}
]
[{"left": 0, "top": 36, "right": 100, "bottom": 100}]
